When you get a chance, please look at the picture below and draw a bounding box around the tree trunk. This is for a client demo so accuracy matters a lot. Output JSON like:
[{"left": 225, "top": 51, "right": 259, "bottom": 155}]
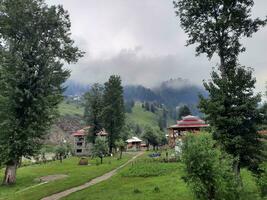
[
  {"left": 120, "top": 150, "right": 122, "bottom": 159},
  {"left": 3, "top": 160, "right": 18, "bottom": 185},
  {"left": 100, "top": 156, "right": 103, "bottom": 164}
]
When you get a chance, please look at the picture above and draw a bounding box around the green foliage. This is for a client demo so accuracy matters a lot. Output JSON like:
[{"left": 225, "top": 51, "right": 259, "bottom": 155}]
[
  {"left": 84, "top": 83, "right": 104, "bottom": 143},
  {"left": 142, "top": 126, "right": 166, "bottom": 149},
  {"left": 124, "top": 100, "right": 135, "bottom": 113},
  {"left": 182, "top": 133, "right": 240, "bottom": 200},
  {"left": 0, "top": 0, "right": 82, "bottom": 183},
  {"left": 54, "top": 144, "right": 69, "bottom": 163},
  {"left": 199, "top": 65, "right": 264, "bottom": 173},
  {"left": 122, "top": 162, "right": 177, "bottom": 177},
  {"left": 174, "top": 0, "right": 267, "bottom": 70},
  {"left": 92, "top": 137, "right": 109, "bottom": 164},
  {"left": 174, "top": 0, "right": 267, "bottom": 175},
  {"left": 177, "top": 105, "right": 191, "bottom": 119},
  {"left": 115, "top": 139, "right": 126, "bottom": 159},
  {"left": 103, "top": 75, "right": 125, "bottom": 153},
  {"left": 154, "top": 186, "right": 160, "bottom": 193},
  {"left": 133, "top": 188, "right": 142, "bottom": 194},
  {"left": 257, "top": 166, "right": 267, "bottom": 197}
]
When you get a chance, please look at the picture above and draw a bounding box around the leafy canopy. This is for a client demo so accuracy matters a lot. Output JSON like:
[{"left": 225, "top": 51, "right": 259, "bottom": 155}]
[{"left": 0, "top": 0, "right": 82, "bottom": 164}]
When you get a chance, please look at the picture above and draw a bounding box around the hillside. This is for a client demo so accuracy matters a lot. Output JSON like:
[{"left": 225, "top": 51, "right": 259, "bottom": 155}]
[
  {"left": 45, "top": 102, "right": 85, "bottom": 145},
  {"left": 126, "top": 102, "right": 158, "bottom": 127},
  {"left": 58, "top": 101, "right": 84, "bottom": 116}
]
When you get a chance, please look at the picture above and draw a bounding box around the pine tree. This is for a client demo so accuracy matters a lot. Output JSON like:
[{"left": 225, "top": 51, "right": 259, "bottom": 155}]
[
  {"left": 84, "top": 83, "right": 104, "bottom": 143},
  {"left": 177, "top": 105, "right": 191, "bottom": 119},
  {"left": 199, "top": 65, "right": 263, "bottom": 174},
  {"left": 174, "top": 0, "right": 267, "bottom": 175},
  {"left": 0, "top": 0, "right": 82, "bottom": 185},
  {"left": 102, "top": 75, "right": 125, "bottom": 153}
]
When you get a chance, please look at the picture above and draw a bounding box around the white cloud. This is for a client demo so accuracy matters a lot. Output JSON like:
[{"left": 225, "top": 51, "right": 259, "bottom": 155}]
[{"left": 47, "top": 0, "right": 267, "bottom": 94}]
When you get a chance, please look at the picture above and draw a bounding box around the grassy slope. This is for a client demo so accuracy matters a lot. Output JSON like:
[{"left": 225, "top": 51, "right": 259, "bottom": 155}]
[
  {"left": 0, "top": 154, "right": 135, "bottom": 200},
  {"left": 58, "top": 101, "right": 84, "bottom": 116},
  {"left": 63, "top": 154, "right": 263, "bottom": 200},
  {"left": 126, "top": 102, "right": 159, "bottom": 127}
]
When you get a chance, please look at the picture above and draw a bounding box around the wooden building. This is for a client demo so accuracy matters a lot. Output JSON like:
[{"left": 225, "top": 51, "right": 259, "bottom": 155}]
[
  {"left": 167, "top": 115, "right": 209, "bottom": 148},
  {"left": 72, "top": 127, "right": 108, "bottom": 156},
  {"left": 126, "top": 137, "right": 142, "bottom": 151}
]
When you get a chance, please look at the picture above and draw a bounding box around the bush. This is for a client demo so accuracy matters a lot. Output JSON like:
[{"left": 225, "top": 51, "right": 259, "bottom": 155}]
[
  {"left": 154, "top": 186, "right": 160, "bottom": 193},
  {"left": 257, "top": 164, "right": 267, "bottom": 198},
  {"left": 133, "top": 188, "right": 142, "bottom": 194},
  {"left": 182, "top": 133, "right": 240, "bottom": 200}
]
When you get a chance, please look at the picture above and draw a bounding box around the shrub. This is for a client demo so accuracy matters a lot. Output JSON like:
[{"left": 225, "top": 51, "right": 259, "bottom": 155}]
[
  {"left": 133, "top": 188, "right": 141, "bottom": 194},
  {"left": 154, "top": 186, "right": 160, "bottom": 193},
  {"left": 182, "top": 133, "right": 240, "bottom": 200},
  {"left": 257, "top": 164, "right": 267, "bottom": 198}
]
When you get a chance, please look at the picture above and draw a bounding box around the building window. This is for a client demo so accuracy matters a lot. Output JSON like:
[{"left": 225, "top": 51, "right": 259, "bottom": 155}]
[
  {"left": 78, "top": 137, "right": 84, "bottom": 142},
  {"left": 76, "top": 149, "right": 82, "bottom": 153},
  {"left": 77, "top": 142, "right": 83, "bottom": 146}
]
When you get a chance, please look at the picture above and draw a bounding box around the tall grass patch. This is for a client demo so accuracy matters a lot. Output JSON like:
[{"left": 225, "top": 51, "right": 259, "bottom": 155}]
[{"left": 122, "top": 162, "right": 177, "bottom": 177}]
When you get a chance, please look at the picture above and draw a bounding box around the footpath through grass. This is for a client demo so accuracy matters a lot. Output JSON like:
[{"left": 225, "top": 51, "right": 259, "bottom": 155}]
[
  {"left": 63, "top": 152, "right": 263, "bottom": 200},
  {"left": 0, "top": 153, "right": 135, "bottom": 200}
]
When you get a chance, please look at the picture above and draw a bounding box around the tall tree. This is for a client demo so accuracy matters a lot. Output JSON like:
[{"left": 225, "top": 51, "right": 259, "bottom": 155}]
[
  {"left": 102, "top": 75, "right": 125, "bottom": 153},
  {"left": 177, "top": 105, "right": 191, "bottom": 119},
  {"left": 0, "top": 0, "right": 82, "bottom": 185},
  {"left": 84, "top": 83, "right": 104, "bottom": 143},
  {"left": 174, "top": 0, "right": 267, "bottom": 175},
  {"left": 174, "top": 0, "right": 266, "bottom": 76},
  {"left": 199, "top": 65, "right": 263, "bottom": 174}
]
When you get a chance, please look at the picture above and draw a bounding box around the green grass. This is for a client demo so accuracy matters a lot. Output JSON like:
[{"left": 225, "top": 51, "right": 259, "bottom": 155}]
[
  {"left": 121, "top": 161, "right": 177, "bottom": 177},
  {"left": 63, "top": 153, "right": 264, "bottom": 200},
  {"left": 58, "top": 101, "right": 84, "bottom": 116},
  {"left": 126, "top": 102, "right": 158, "bottom": 127},
  {"left": 63, "top": 154, "right": 193, "bottom": 200},
  {"left": 0, "top": 153, "right": 135, "bottom": 200}
]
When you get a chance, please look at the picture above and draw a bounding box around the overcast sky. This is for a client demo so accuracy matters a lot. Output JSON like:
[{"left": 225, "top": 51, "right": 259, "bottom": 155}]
[{"left": 48, "top": 0, "right": 267, "bottom": 94}]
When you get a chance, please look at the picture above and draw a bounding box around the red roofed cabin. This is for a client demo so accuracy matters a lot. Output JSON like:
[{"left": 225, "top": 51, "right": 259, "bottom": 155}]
[{"left": 168, "top": 115, "right": 209, "bottom": 148}]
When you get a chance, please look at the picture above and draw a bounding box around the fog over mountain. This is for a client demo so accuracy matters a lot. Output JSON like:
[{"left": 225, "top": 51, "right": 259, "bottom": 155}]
[
  {"left": 48, "top": 0, "right": 267, "bottom": 96},
  {"left": 64, "top": 78, "right": 207, "bottom": 109}
]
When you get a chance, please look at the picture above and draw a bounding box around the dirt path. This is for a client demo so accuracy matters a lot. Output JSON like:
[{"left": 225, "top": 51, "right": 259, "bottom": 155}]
[{"left": 41, "top": 152, "right": 143, "bottom": 200}]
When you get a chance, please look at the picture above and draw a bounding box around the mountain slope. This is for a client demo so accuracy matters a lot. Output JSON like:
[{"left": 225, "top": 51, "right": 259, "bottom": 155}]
[{"left": 126, "top": 102, "right": 159, "bottom": 127}]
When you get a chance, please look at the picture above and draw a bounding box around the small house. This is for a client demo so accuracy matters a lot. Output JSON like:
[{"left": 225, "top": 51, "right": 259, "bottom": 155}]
[{"left": 126, "top": 137, "right": 142, "bottom": 151}]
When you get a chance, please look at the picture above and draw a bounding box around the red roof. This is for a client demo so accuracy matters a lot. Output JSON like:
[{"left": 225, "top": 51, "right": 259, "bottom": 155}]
[
  {"left": 169, "top": 115, "right": 209, "bottom": 129},
  {"left": 72, "top": 127, "right": 109, "bottom": 137},
  {"left": 72, "top": 126, "right": 90, "bottom": 137},
  {"left": 259, "top": 130, "right": 267, "bottom": 135},
  {"left": 72, "top": 129, "right": 86, "bottom": 136}
]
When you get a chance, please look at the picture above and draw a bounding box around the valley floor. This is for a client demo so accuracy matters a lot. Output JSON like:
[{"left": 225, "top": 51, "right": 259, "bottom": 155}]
[
  {"left": 0, "top": 152, "right": 264, "bottom": 200},
  {"left": 62, "top": 153, "right": 263, "bottom": 200},
  {"left": 0, "top": 153, "right": 135, "bottom": 200}
]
